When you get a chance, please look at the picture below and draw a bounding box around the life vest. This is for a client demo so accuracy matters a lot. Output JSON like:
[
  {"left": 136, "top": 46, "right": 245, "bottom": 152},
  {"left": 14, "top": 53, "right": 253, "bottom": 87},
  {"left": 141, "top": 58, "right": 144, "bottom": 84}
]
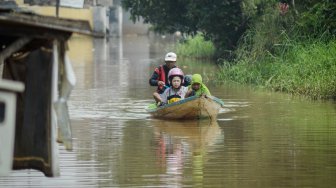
[
  {"left": 154, "top": 65, "right": 167, "bottom": 92},
  {"left": 166, "top": 87, "right": 183, "bottom": 104}
]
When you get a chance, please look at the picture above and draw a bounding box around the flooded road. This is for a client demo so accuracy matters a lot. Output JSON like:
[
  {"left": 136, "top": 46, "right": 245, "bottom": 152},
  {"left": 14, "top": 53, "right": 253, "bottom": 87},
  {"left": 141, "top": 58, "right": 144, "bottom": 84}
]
[{"left": 1, "top": 35, "right": 336, "bottom": 187}]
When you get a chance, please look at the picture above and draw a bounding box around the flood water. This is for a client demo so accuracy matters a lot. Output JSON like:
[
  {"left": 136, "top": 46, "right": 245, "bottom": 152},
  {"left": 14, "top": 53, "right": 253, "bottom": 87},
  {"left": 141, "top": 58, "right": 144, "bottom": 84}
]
[{"left": 1, "top": 35, "right": 336, "bottom": 187}]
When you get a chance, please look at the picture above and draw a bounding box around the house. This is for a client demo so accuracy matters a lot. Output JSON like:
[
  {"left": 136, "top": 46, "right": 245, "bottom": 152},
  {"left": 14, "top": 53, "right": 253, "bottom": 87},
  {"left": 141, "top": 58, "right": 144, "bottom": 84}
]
[{"left": 0, "top": 4, "right": 91, "bottom": 177}]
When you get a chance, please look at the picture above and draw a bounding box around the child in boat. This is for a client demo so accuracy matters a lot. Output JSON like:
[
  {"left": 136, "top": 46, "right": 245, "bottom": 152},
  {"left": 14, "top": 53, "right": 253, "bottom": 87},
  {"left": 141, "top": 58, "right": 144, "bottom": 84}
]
[
  {"left": 185, "top": 74, "right": 211, "bottom": 97},
  {"left": 157, "top": 68, "right": 188, "bottom": 106}
]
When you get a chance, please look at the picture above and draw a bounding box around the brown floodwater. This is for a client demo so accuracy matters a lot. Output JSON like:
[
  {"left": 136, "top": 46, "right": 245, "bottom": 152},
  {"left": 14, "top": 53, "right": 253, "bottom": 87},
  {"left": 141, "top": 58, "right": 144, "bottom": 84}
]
[{"left": 1, "top": 35, "right": 336, "bottom": 187}]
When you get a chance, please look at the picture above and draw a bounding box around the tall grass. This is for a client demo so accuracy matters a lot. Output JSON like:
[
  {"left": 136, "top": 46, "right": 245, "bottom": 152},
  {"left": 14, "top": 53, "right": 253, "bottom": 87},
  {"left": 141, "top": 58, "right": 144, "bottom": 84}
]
[
  {"left": 175, "top": 34, "right": 215, "bottom": 59},
  {"left": 217, "top": 2, "right": 336, "bottom": 100},
  {"left": 218, "top": 40, "right": 336, "bottom": 99}
]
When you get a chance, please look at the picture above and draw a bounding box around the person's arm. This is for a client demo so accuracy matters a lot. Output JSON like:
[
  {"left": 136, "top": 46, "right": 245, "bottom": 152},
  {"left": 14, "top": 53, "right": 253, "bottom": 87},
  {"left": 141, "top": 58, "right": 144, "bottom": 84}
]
[
  {"left": 149, "top": 71, "right": 159, "bottom": 86},
  {"left": 185, "top": 88, "right": 193, "bottom": 98},
  {"left": 202, "top": 85, "right": 211, "bottom": 96},
  {"left": 161, "top": 89, "right": 169, "bottom": 104}
]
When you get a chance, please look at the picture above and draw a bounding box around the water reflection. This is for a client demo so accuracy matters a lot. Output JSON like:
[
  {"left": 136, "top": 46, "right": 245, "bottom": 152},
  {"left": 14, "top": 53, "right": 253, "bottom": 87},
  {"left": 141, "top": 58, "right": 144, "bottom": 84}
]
[{"left": 150, "top": 120, "right": 224, "bottom": 187}]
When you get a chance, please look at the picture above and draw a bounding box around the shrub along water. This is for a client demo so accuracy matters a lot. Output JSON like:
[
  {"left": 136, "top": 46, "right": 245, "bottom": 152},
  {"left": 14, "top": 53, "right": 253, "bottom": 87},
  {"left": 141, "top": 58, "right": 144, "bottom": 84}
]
[
  {"left": 175, "top": 33, "right": 336, "bottom": 99},
  {"left": 174, "top": 2, "right": 336, "bottom": 100},
  {"left": 175, "top": 34, "right": 215, "bottom": 59},
  {"left": 218, "top": 40, "right": 336, "bottom": 100},
  {"left": 216, "top": 1, "right": 336, "bottom": 100}
]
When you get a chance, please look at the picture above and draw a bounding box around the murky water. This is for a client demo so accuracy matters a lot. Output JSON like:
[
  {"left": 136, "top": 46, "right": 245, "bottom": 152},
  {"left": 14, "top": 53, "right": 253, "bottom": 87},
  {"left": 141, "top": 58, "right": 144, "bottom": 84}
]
[{"left": 1, "top": 35, "right": 336, "bottom": 187}]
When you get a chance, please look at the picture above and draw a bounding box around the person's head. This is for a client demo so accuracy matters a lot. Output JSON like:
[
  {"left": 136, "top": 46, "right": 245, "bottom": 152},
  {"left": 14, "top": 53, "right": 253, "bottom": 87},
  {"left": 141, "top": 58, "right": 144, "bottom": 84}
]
[
  {"left": 171, "top": 76, "right": 182, "bottom": 89},
  {"left": 184, "top": 74, "right": 192, "bottom": 86},
  {"left": 191, "top": 74, "right": 203, "bottom": 91},
  {"left": 168, "top": 67, "right": 184, "bottom": 88},
  {"left": 164, "top": 52, "right": 177, "bottom": 69}
]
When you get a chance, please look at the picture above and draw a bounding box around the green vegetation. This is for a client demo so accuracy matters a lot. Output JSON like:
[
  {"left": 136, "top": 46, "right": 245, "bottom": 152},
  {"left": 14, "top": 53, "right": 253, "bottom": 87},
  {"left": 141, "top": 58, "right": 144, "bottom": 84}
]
[
  {"left": 218, "top": 40, "right": 336, "bottom": 99},
  {"left": 122, "top": 0, "right": 247, "bottom": 58},
  {"left": 122, "top": 0, "right": 336, "bottom": 99},
  {"left": 216, "top": 1, "right": 336, "bottom": 99},
  {"left": 175, "top": 34, "right": 215, "bottom": 59}
]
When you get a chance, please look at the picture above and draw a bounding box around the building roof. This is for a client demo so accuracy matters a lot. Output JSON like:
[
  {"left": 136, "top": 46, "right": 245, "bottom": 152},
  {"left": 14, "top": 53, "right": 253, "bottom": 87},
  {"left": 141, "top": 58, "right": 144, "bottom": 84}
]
[{"left": 0, "top": 6, "right": 92, "bottom": 40}]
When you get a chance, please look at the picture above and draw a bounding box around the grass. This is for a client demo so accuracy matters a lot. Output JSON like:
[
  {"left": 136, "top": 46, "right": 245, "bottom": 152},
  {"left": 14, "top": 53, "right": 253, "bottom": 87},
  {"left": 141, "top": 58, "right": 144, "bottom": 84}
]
[
  {"left": 175, "top": 34, "right": 215, "bottom": 59},
  {"left": 218, "top": 40, "right": 336, "bottom": 100},
  {"left": 170, "top": 11, "right": 336, "bottom": 100},
  {"left": 217, "top": 3, "right": 336, "bottom": 100},
  {"left": 172, "top": 3, "right": 336, "bottom": 100}
]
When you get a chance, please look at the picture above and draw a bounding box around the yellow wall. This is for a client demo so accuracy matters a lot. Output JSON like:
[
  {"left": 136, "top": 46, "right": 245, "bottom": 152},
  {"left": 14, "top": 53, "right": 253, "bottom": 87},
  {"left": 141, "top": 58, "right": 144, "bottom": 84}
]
[
  {"left": 14, "top": 2, "right": 94, "bottom": 65},
  {"left": 16, "top": 3, "right": 93, "bottom": 28},
  {"left": 67, "top": 35, "right": 93, "bottom": 65},
  {"left": 15, "top": 0, "right": 24, "bottom": 5}
]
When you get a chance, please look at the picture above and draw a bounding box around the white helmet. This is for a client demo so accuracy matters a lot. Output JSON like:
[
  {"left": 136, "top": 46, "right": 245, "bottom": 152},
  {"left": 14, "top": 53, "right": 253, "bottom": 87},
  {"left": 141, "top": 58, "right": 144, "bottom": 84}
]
[{"left": 165, "top": 52, "right": 177, "bottom": 61}]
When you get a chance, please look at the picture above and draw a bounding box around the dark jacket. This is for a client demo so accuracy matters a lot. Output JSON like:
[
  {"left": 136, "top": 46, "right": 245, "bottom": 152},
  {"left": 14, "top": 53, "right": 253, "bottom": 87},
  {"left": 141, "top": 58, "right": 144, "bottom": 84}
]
[{"left": 149, "top": 64, "right": 173, "bottom": 94}]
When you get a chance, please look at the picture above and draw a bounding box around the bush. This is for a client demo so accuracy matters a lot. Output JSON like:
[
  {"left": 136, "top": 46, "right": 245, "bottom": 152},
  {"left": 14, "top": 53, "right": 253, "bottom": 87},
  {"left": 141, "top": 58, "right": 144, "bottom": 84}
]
[
  {"left": 218, "top": 40, "right": 336, "bottom": 99},
  {"left": 175, "top": 34, "right": 215, "bottom": 59}
]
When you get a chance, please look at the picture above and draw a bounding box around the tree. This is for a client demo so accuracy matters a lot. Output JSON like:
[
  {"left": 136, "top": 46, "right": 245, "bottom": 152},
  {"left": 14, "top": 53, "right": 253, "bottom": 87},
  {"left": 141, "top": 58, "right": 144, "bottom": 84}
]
[
  {"left": 295, "top": 0, "right": 336, "bottom": 37},
  {"left": 121, "top": 0, "right": 248, "bottom": 59}
]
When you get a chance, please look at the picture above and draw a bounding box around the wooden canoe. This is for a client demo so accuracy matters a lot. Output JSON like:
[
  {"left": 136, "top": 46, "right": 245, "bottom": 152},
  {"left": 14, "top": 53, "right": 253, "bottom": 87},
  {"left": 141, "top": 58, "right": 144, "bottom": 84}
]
[{"left": 146, "top": 95, "right": 224, "bottom": 120}]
